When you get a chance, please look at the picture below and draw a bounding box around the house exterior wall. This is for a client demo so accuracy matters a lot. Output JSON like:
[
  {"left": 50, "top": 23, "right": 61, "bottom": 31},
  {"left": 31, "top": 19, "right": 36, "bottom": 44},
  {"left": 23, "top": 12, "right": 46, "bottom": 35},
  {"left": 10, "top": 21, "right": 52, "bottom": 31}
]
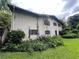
[
  {"left": 11, "top": 12, "right": 62, "bottom": 40},
  {"left": 38, "top": 17, "right": 62, "bottom": 36}
]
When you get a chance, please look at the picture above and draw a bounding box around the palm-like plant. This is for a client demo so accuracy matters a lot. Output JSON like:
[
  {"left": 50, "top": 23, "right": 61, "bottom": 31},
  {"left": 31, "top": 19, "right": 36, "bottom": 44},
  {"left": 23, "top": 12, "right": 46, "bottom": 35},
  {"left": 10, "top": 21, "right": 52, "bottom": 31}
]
[
  {"left": 0, "top": 10, "right": 11, "bottom": 28},
  {"left": 0, "top": 0, "right": 11, "bottom": 10},
  {"left": 0, "top": 0, "right": 12, "bottom": 29}
]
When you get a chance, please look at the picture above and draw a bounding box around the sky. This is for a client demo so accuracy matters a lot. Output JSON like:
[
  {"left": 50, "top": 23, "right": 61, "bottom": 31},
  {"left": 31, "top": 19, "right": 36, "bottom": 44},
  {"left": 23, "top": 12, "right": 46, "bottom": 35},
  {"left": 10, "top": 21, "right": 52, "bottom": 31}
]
[{"left": 11, "top": 0, "right": 79, "bottom": 19}]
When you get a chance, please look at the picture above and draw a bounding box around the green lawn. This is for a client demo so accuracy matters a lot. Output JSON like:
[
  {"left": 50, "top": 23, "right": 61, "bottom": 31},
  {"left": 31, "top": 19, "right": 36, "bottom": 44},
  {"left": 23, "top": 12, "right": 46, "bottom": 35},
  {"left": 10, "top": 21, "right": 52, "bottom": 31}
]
[{"left": 0, "top": 38, "right": 79, "bottom": 59}]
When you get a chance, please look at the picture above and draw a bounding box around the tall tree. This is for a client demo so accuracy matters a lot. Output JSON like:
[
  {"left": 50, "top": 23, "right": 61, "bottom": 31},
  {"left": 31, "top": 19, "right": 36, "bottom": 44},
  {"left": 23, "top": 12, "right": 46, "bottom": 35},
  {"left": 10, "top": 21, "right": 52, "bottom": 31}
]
[{"left": 67, "top": 14, "right": 79, "bottom": 29}]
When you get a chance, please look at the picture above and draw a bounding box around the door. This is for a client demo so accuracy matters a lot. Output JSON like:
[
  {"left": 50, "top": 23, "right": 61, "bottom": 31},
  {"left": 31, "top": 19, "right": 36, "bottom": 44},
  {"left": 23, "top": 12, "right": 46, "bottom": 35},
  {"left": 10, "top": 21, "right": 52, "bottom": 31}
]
[{"left": 55, "top": 30, "right": 57, "bottom": 36}]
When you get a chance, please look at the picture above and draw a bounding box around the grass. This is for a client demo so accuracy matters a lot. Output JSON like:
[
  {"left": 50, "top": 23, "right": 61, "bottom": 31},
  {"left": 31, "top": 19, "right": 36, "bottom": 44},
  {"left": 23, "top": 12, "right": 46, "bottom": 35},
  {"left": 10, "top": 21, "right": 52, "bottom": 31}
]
[{"left": 0, "top": 38, "right": 79, "bottom": 59}]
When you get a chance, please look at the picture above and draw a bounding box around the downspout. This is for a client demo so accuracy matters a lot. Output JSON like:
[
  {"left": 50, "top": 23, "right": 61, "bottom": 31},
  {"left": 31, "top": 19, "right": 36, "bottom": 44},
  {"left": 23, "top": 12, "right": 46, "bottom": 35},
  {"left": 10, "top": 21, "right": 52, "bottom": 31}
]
[
  {"left": 28, "top": 27, "right": 30, "bottom": 39},
  {"left": 11, "top": 5, "right": 15, "bottom": 30},
  {"left": 37, "top": 17, "right": 39, "bottom": 38}
]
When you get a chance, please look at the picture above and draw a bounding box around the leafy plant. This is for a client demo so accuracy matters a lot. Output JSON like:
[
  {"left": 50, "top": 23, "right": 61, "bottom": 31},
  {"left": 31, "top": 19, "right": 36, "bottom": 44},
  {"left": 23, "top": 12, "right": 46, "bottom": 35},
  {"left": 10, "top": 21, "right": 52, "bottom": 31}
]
[
  {"left": 0, "top": 10, "right": 12, "bottom": 29},
  {"left": 1, "top": 36, "right": 63, "bottom": 52},
  {"left": 62, "top": 33, "right": 77, "bottom": 38},
  {"left": 7, "top": 30, "right": 25, "bottom": 44}
]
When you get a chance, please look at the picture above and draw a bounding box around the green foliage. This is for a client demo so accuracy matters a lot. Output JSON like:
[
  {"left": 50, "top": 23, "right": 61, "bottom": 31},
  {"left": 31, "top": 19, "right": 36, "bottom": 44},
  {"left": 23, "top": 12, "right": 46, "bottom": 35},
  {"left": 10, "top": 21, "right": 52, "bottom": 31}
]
[
  {"left": 37, "top": 36, "right": 51, "bottom": 43},
  {"left": 1, "top": 30, "right": 26, "bottom": 52},
  {"left": 62, "top": 33, "right": 77, "bottom": 38},
  {"left": 62, "top": 14, "right": 79, "bottom": 38},
  {"left": 17, "top": 41, "right": 34, "bottom": 52},
  {"left": 72, "top": 29, "right": 79, "bottom": 34},
  {"left": 0, "top": 39, "right": 79, "bottom": 59},
  {"left": 18, "top": 36, "right": 63, "bottom": 52},
  {"left": 38, "top": 36, "right": 63, "bottom": 47},
  {"left": 59, "top": 30, "right": 66, "bottom": 35},
  {"left": 0, "top": 0, "right": 10, "bottom": 10},
  {"left": 61, "top": 14, "right": 79, "bottom": 38},
  {"left": 32, "top": 41, "right": 48, "bottom": 51},
  {"left": 1, "top": 43, "right": 17, "bottom": 52},
  {"left": 64, "top": 14, "right": 79, "bottom": 38},
  {"left": 15, "top": 40, "right": 48, "bottom": 52},
  {"left": 67, "top": 15, "right": 79, "bottom": 29},
  {"left": 0, "top": 10, "right": 12, "bottom": 28},
  {"left": 48, "top": 36, "right": 64, "bottom": 46},
  {"left": 7, "top": 30, "right": 25, "bottom": 44},
  {"left": 76, "top": 23, "right": 79, "bottom": 32},
  {"left": 1, "top": 36, "right": 63, "bottom": 52}
]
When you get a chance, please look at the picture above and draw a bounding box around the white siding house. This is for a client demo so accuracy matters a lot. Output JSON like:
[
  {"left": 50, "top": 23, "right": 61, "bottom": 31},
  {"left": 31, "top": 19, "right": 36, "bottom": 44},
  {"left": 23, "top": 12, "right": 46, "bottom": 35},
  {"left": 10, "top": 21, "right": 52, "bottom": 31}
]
[{"left": 9, "top": 5, "right": 62, "bottom": 40}]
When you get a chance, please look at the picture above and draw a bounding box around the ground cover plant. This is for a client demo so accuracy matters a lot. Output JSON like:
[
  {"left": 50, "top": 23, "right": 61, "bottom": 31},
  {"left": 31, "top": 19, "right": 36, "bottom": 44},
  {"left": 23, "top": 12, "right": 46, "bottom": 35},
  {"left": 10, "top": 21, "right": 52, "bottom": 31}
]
[
  {"left": 1, "top": 35, "right": 63, "bottom": 52},
  {"left": 0, "top": 39, "right": 79, "bottom": 59}
]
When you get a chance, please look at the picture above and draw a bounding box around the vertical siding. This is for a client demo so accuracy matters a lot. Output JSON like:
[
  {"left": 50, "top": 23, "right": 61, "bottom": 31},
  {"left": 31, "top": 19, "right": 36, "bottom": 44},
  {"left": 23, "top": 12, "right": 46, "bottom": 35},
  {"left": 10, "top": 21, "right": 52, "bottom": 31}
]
[
  {"left": 11, "top": 12, "right": 62, "bottom": 40},
  {"left": 12, "top": 12, "right": 38, "bottom": 40},
  {"left": 38, "top": 17, "right": 62, "bottom": 36}
]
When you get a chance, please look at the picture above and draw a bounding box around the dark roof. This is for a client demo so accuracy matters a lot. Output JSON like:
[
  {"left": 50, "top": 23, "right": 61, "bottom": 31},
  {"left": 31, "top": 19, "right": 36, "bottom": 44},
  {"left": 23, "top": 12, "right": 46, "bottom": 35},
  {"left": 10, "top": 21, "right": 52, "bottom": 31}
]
[
  {"left": 50, "top": 16, "right": 63, "bottom": 25},
  {"left": 8, "top": 4, "right": 39, "bottom": 17},
  {"left": 8, "top": 4, "right": 63, "bottom": 25}
]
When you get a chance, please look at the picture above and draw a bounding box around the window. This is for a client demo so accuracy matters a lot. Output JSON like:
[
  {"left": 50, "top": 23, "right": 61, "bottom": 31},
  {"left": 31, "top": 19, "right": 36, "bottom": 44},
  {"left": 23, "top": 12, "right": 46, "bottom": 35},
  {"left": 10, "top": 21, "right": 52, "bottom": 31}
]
[
  {"left": 53, "top": 22, "right": 57, "bottom": 26},
  {"left": 44, "top": 20, "right": 50, "bottom": 25},
  {"left": 43, "top": 17, "right": 50, "bottom": 26},
  {"left": 30, "top": 30, "right": 38, "bottom": 35},
  {"left": 45, "top": 30, "right": 50, "bottom": 34},
  {"left": 43, "top": 16, "right": 48, "bottom": 20},
  {"left": 58, "top": 23, "right": 61, "bottom": 27}
]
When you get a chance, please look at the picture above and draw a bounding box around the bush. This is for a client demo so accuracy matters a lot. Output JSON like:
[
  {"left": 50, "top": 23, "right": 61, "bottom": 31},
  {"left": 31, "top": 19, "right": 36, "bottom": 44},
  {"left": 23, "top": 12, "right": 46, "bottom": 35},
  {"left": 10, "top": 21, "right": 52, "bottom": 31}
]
[
  {"left": 39, "top": 36, "right": 63, "bottom": 47},
  {"left": 37, "top": 36, "right": 63, "bottom": 48},
  {"left": 8, "top": 40, "right": 48, "bottom": 52},
  {"left": 0, "top": 30, "right": 25, "bottom": 52},
  {"left": 72, "top": 29, "right": 79, "bottom": 34},
  {"left": 15, "top": 41, "right": 34, "bottom": 52},
  {"left": 19, "top": 40, "right": 48, "bottom": 52},
  {"left": 37, "top": 36, "right": 51, "bottom": 43},
  {"left": 32, "top": 41, "right": 48, "bottom": 51},
  {"left": 37, "top": 36, "right": 56, "bottom": 48},
  {"left": 62, "top": 33, "right": 77, "bottom": 38},
  {"left": 1, "top": 43, "right": 17, "bottom": 52},
  {"left": 48, "top": 36, "right": 64, "bottom": 46},
  {"left": 1, "top": 41, "right": 33, "bottom": 52},
  {"left": 7, "top": 30, "right": 25, "bottom": 44},
  {"left": 1, "top": 36, "right": 63, "bottom": 52},
  {"left": 59, "top": 30, "right": 67, "bottom": 35},
  {"left": 53, "top": 36, "right": 64, "bottom": 46}
]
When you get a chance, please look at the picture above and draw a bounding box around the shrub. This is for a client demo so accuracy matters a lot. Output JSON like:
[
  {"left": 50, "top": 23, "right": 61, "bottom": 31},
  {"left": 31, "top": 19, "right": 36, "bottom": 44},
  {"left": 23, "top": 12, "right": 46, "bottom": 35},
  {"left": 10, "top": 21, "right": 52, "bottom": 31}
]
[
  {"left": 21, "top": 40, "right": 48, "bottom": 52},
  {"left": 0, "top": 10, "right": 12, "bottom": 28},
  {"left": 16, "top": 41, "right": 34, "bottom": 52},
  {"left": 37, "top": 36, "right": 50, "bottom": 43},
  {"left": 38, "top": 36, "right": 63, "bottom": 47},
  {"left": 37, "top": 36, "right": 56, "bottom": 48},
  {"left": 72, "top": 29, "right": 79, "bottom": 34},
  {"left": 1, "top": 36, "right": 63, "bottom": 52},
  {"left": 59, "top": 30, "right": 67, "bottom": 35},
  {"left": 48, "top": 36, "right": 64, "bottom": 46},
  {"left": 1, "top": 43, "right": 17, "bottom": 52},
  {"left": 62, "top": 33, "right": 77, "bottom": 38},
  {"left": 32, "top": 41, "right": 48, "bottom": 51},
  {"left": 7, "top": 30, "right": 25, "bottom": 44},
  {"left": 53, "top": 36, "right": 64, "bottom": 46},
  {"left": 47, "top": 42, "right": 56, "bottom": 48}
]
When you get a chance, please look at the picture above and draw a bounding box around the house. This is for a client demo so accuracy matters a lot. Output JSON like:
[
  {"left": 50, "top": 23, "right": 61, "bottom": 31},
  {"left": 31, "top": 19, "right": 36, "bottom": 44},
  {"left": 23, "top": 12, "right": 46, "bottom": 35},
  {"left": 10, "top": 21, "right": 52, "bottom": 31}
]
[{"left": 8, "top": 5, "right": 63, "bottom": 40}]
